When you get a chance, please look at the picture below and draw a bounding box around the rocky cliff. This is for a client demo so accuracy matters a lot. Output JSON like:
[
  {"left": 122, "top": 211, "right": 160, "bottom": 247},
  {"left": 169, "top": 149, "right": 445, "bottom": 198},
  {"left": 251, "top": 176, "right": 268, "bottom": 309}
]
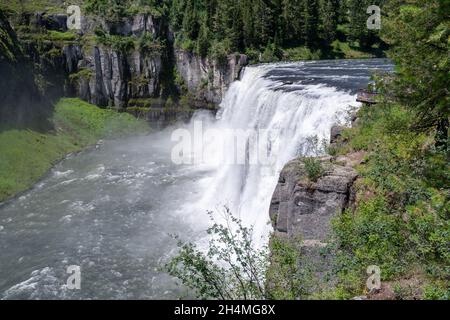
[
  {"left": 0, "top": 10, "right": 50, "bottom": 129},
  {"left": 175, "top": 49, "right": 247, "bottom": 104},
  {"left": 269, "top": 145, "right": 364, "bottom": 285},
  {"left": 4, "top": 10, "right": 247, "bottom": 112},
  {"left": 270, "top": 156, "right": 358, "bottom": 241}
]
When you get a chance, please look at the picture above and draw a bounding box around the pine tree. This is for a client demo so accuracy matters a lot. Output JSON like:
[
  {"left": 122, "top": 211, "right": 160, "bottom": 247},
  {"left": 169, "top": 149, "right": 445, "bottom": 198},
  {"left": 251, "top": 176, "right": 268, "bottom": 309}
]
[
  {"left": 303, "top": 0, "right": 320, "bottom": 46},
  {"left": 382, "top": 0, "right": 450, "bottom": 150},
  {"left": 319, "top": 0, "right": 339, "bottom": 44},
  {"left": 182, "top": 0, "right": 199, "bottom": 39}
]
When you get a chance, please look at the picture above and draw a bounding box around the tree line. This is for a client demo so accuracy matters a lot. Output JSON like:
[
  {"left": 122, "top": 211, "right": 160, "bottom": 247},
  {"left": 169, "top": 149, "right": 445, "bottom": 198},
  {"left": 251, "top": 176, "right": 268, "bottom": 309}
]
[{"left": 170, "top": 0, "right": 386, "bottom": 58}]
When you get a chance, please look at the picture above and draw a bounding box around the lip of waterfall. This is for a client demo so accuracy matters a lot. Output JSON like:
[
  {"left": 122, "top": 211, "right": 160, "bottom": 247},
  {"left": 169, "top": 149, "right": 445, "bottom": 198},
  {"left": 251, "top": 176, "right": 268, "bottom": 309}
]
[{"left": 195, "top": 69, "right": 347, "bottom": 245}]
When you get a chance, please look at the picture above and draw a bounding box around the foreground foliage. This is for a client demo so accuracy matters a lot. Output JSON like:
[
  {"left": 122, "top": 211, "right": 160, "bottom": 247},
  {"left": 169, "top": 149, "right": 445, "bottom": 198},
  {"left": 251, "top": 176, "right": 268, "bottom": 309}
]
[
  {"left": 166, "top": 208, "right": 312, "bottom": 300},
  {"left": 166, "top": 209, "right": 268, "bottom": 299}
]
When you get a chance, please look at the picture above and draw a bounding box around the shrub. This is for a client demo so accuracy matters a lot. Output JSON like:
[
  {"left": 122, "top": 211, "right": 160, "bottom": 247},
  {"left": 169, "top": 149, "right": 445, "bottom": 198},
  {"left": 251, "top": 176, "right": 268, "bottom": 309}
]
[
  {"left": 166, "top": 207, "right": 268, "bottom": 300},
  {"left": 302, "top": 157, "right": 324, "bottom": 182},
  {"left": 244, "top": 47, "right": 261, "bottom": 64},
  {"left": 266, "top": 235, "right": 314, "bottom": 300},
  {"left": 138, "top": 33, "right": 164, "bottom": 54},
  {"left": 261, "top": 43, "right": 282, "bottom": 63},
  {"left": 166, "top": 206, "right": 314, "bottom": 300}
]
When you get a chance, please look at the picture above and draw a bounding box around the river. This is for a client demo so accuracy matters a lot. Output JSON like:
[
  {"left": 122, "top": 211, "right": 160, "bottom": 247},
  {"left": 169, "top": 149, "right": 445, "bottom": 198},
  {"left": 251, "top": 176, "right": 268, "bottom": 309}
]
[{"left": 0, "top": 59, "right": 392, "bottom": 299}]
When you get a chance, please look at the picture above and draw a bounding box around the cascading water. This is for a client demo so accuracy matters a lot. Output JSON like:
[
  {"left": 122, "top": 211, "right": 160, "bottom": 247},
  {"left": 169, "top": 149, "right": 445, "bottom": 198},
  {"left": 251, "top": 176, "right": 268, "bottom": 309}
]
[
  {"left": 186, "top": 62, "right": 374, "bottom": 244},
  {"left": 0, "top": 59, "right": 392, "bottom": 299}
]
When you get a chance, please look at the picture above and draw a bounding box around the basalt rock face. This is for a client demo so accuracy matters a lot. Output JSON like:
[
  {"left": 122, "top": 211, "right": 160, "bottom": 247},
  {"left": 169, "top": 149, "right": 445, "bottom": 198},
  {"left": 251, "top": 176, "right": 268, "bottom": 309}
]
[
  {"left": 269, "top": 155, "right": 358, "bottom": 283},
  {"left": 175, "top": 49, "right": 248, "bottom": 104},
  {"left": 75, "top": 14, "right": 167, "bottom": 108},
  {"left": 0, "top": 10, "right": 50, "bottom": 129},
  {"left": 73, "top": 45, "right": 163, "bottom": 108},
  {"left": 11, "top": 11, "right": 246, "bottom": 110},
  {"left": 270, "top": 157, "right": 358, "bottom": 242}
]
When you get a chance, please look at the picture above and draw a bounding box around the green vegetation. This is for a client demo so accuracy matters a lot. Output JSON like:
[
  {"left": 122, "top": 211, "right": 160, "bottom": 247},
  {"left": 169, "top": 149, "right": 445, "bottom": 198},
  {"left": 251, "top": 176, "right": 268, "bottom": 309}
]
[
  {"left": 170, "top": 0, "right": 386, "bottom": 62},
  {"left": 328, "top": 0, "right": 449, "bottom": 299},
  {"left": 303, "top": 157, "right": 325, "bottom": 182},
  {"left": 95, "top": 32, "right": 136, "bottom": 52},
  {"left": 0, "top": 9, "right": 22, "bottom": 62},
  {"left": 167, "top": 208, "right": 321, "bottom": 300},
  {"left": 168, "top": 0, "right": 448, "bottom": 301},
  {"left": 266, "top": 235, "right": 315, "bottom": 300},
  {"left": 68, "top": 68, "right": 94, "bottom": 84},
  {"left": 0, "top": 0, "right": 83, "bottom": 15},
  {"left": 85, "top": 0, "right": 168, "bottom": 21},
  {"left": 47, "top": 30, "right": 77, "bottom": 42},
  {"left": 166, "top": 208, "right": 268, "bottom": 299},
  {"left": 0, "top": 98, "right": 149, "bottom": 202}
]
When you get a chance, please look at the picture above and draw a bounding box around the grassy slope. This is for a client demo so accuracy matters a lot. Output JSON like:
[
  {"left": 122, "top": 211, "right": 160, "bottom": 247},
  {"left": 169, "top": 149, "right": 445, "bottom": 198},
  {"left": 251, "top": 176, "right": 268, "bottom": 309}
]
[{"left": 0, "top": 98, "right": 149, "bottom": 202}]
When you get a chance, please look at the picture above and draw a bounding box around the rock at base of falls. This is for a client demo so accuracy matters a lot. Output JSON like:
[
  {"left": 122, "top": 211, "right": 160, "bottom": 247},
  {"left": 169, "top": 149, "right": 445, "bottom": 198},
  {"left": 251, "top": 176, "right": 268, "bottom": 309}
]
[
  {"left": 269, "top": 154, "right": 361, "bottom": 287},
  {"left": 270, "top": 156, "right": 358, "bottom": 238}
]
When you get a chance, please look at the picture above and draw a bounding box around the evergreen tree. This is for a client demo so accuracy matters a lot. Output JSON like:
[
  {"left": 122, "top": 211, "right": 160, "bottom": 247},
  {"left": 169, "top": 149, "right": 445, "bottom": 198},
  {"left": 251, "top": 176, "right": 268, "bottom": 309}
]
[
  {"left": 182, "top": 0, "right": 199, "bottom": 40},
  {"left": 303, "top": 0, "right": 320, "bottom": 46},
  {"left": 319, "top": 0, "right": 339, "bottom": 44},
  {"left": 382, "top": 0, "right": 450, "bottom": 151},
  {"left": 167, "top": 0, "right": 385, "bottom": 59},
  {"left": 281, "top": 0, "right": 306, "bottom": 46}
]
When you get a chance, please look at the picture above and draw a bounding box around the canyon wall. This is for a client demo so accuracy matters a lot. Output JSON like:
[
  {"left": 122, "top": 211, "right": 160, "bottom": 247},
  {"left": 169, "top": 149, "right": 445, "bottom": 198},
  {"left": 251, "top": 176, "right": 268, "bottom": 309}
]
[
  {"left": 3, "top": 11, "right": 247, "bottom": 113},
  {"left": 0, "top": 10, "right": 50, "bottom": 128}
]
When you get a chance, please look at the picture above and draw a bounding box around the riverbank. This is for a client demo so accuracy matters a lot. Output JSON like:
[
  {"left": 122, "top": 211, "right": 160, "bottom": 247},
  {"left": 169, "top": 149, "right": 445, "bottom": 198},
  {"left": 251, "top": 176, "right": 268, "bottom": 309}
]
[{"left": 0, "top": 98, "right": 149, "bottom": 203}]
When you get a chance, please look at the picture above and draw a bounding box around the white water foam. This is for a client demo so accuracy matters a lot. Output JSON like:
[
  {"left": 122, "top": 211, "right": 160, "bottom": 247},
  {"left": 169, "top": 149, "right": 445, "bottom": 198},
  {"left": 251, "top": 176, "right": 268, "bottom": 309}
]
[{"left": 186, "top": 64, "right": 358, "bottom": 245}]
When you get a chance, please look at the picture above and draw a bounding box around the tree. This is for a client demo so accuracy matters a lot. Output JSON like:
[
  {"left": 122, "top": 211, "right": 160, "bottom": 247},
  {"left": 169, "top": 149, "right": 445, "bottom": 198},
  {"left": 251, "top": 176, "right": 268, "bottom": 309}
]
[
  {"left": 381, "top": 0, "right": 450, "bottom": 151},
  {"left": 319, "top": 0, "right": 339, "bottom": 44},
  {"left": 166, "top": 207, "right": 310, "bottom": 300},
  {"left": 303, "top": 0, "right": 320, "bottom": 46}
]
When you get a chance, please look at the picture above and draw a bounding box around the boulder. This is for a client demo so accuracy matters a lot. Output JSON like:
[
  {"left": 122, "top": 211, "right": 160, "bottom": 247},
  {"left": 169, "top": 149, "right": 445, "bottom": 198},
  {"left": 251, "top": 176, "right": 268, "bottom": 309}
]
[{"left": 269, "top": 155, "right": 359, "bottom": 288}]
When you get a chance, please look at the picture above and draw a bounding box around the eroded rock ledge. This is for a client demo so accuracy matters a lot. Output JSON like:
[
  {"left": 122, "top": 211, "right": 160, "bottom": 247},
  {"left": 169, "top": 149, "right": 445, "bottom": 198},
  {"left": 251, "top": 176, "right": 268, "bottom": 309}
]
[{"left": 270, "top": 156, "right": 358, "bottom": 244}]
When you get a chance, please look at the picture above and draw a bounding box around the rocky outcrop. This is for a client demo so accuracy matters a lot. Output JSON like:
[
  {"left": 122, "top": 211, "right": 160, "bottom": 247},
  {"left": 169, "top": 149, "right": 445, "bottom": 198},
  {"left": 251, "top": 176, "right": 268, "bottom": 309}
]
[
  {"left": 71, "top": 45, "right": 163, "bottom": 108},
  {"left": 269, "top": 154, "right": 360, "bottom": 286},
  {"left": 330, "top": 125, "right": 345, "bottom": 145},
  {"left": 65, "top": 13, "right": 166, "bottom": 109},
  {"left": 175, "top": 49, "right": 247, "bottom": 104},
  {"left": 270, "top": 156, "right": 358, "bottom": 242}
]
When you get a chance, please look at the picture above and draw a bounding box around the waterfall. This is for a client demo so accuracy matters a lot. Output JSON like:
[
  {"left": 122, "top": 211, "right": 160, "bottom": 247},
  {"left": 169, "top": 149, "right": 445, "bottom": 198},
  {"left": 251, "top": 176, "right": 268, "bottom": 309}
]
[{"left": 183, "top": 62, "right": 359, "bottom": 245}]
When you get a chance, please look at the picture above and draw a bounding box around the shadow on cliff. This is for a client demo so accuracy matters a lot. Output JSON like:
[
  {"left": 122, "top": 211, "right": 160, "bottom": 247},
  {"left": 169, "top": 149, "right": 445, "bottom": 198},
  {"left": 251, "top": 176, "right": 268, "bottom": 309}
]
[
  {"left": 0, "top": 60, "right": 57, "bottom": 133},
  {"left": 0, "top": 9, "right": 55, "bottom": 133}
]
